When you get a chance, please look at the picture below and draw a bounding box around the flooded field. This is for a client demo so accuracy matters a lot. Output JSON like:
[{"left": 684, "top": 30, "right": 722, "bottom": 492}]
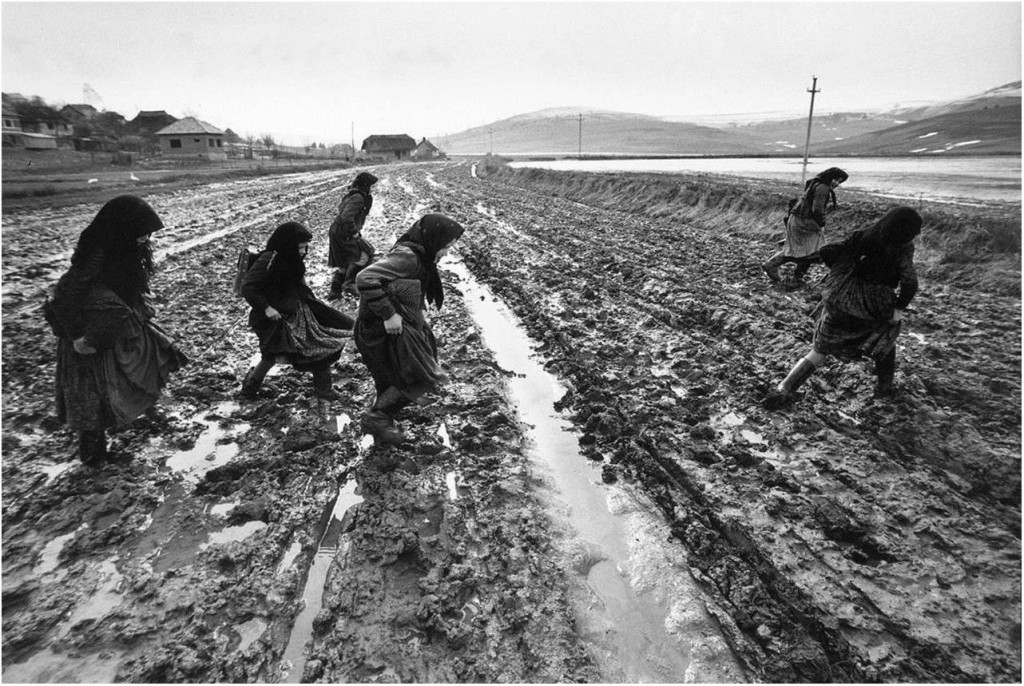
[
  {"left": 509, "top": 155, "right": 1022, "bottom": 205},
  {"left": 2, "top": 160, "right": 1020, "bottom": 682}
]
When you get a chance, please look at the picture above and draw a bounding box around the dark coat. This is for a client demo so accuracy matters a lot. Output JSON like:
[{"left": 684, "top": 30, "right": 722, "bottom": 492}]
[{"left": 328, "top": 188, "right": 373, "bottom": 268}]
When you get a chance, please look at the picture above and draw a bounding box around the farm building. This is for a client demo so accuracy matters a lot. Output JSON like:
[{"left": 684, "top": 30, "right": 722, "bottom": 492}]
[
  {"left": 412, "top": 137, "right": 444, "bottom": 159},
  {"left": 361, "top": 134, "right": 416, "bottom": 160},
  {"left": 2, "top": 106, "right": 23, "bottom": 147},
  {"left": 155, "top": 117, "right": 227, "bottom": 160},
  {"left": 59, "top": 103, "right": 98, "bottom": 124},
  {"left": 127, "top": 110, "right": 177, "bottom": 136}
]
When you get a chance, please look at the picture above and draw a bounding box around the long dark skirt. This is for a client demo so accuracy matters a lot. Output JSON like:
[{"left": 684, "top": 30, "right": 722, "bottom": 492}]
[
  {"left": 354, "top": 317, "right": 446, "bottom": 396},
  {"left": 811, "top": 302, "right": 902, "bottom": 362},
  {"left": 56, "top": 315, "right": 183, "bottom": 430},
  {"left": 254, "top": 297, "right": 352, "bottom": 371}
]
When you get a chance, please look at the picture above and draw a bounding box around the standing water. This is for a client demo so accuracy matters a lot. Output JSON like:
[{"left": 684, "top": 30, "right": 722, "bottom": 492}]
[
  {"left": 445, "top": 258, "right": 745, "bottom": 682},
  {"left": 279, "top": 478, "right": 364, "bottom": 682}
]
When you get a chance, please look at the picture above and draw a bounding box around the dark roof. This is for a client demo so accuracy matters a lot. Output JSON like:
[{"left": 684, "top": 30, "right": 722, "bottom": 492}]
[
  {"left": 416, "top": 138, "right": 439, "bottom": 151},
  {"left": 134, "top": 110, "right": 174, "bottom": 120},
  {"left": 62, "top": 104, "right": 98, "bottom": 118},
  {"left": 362, "top": 134, "right": 416, "bottom": 152},
  {"left": 155, "top": 116, "right": 224, "bottom": 135}
]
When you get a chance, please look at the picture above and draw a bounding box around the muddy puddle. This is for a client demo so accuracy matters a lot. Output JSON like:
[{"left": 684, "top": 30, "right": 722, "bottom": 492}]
[
  {"left": 447, "top": 257, "right": 746, "bottom": 682},
  {"left": 280, "top": 478, "right": 364, "bottom": 682}
]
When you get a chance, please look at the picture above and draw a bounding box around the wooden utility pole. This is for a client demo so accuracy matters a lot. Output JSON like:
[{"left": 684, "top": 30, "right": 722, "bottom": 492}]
[
  {"left": 350, "top": 122, "right": 354, "bottom": 161},
  {"left": 801, "top": 76, "right": 820, "bottom": 183},
  {"left": 578, "top": 113, "right": 582, "bottom": 160}
]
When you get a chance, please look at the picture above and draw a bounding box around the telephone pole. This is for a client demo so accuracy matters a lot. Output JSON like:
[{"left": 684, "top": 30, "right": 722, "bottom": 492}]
[
  {"left": 801, "top": 76, "right": 820, "bottom": 183},
  {"left": 578, "top": 113, "right": 582, "bottom": 160},
  {"left": 350, "top": 121, "right": 354, "bottom": 161}
]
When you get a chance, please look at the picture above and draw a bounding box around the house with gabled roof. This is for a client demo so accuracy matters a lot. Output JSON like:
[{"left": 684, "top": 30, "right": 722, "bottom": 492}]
[
  {"left": 412, "top": 137, "right": 443, "bottom": 160},
  {"left": 361, "top": 134, "right": 416, "bottom": 160},
  {"left": 127, "top": 110, "right": 177, "bottom": 136},
  {"left": 155, "top": 116, "right": 227, "bottom": 160},
  {"left": 60, "top": 103, "right": 98, "bottom": 123}
]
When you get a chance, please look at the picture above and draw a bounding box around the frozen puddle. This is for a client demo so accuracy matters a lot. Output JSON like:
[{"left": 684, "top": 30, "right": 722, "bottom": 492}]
[
  {"left": 165, "top": 402, "right": 250, "bottom": 479},
  {"left": 448, "top": 258, "right": 745, "bottom": 682},
  {"left": 280, "top": 478, "right": 364, "bottom": 682}
]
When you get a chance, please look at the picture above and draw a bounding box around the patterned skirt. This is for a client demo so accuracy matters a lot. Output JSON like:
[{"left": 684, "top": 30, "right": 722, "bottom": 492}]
[
  {"left": 784, "top": 214, "right": 824, "bottom": 258},
  {"left": 256, "top": 298, "right": 351, "bottom": 370}
]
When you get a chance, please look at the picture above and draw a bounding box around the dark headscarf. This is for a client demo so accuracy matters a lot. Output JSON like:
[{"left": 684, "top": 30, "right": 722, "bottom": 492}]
[
  {"left": 852, "top": 206, "right": 922, "bottom": 283},
  {"left": 265, "top": 221, "right": 313, "bottom": 285},
  {"left": 72, "top": 194, "right": 163, "bottom": 302},
  {"left": 353, "top": 172, "right": 378, "bottom": 191},
  {"left": 395, "top": 213, "right": 465, "bottom": 308},
  {"left": 806, "top": 167, "right": 849, "bottom": 210}
]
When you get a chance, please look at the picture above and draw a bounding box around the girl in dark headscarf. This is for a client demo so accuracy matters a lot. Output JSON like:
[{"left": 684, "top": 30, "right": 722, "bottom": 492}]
[
  {"left": 239, "top": 221, "right": 355, "bottom": 402},
  {"left": 47, "top": 195, "right": 186, "bottom": 466},
  {"left": 766, "top": 206, "right": 922, "bottom": 408},
  {"left": 762, "top": 166, "right": 849, "bottom": 284},
  {"left": 354, "top": 213, "right": 465, "bottom": 445}
]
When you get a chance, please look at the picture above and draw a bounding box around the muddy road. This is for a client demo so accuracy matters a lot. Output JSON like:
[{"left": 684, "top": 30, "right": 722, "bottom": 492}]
[{"left": 2, "top": 160, "right": 1020, "bottom": 682}]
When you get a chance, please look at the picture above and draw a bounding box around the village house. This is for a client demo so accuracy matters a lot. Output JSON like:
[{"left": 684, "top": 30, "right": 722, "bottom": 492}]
[
  {"left": 127, "top": 110, "right": 177, "bottom": 137},
  {"left": 155, "top": 116, "right": 227, "bottom": 160},
  {"left": 361, "top": 134, "right": 416, "bottom": 160},
  {"left": 18, "top": 113, "right": 73, "bottom": 142},
  {"left": 2, "top": 106, "right": 23, "bottom": 147},
  {"left": 412, "top": 137, "right": 444, "bottom": 160},
  {"left": 59, "top": 103, "right": 98, "bottom": 124}
]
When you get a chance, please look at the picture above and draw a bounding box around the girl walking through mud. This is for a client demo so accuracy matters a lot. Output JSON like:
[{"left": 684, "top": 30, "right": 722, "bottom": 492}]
[
  {"left": 46, "top": 195, "right": 187, "bottom": 466},
  {"left": 765, "top": 205, "right": 922, "bottom": 408},
  {"left": 762, "top": 166, "right": 849, "bottom": 284},
  {"left": 354, "top": 213, "right": 465, "bottom": 445},
  {"left": 239, "top": 221, "right": 354, "bottom": 403}
]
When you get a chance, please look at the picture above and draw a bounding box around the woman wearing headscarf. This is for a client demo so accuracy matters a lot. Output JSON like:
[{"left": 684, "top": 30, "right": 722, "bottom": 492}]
[
  {"left": 46, "top": 195, "right": 186, "bottom": 466},
  {"left": 766, "top": 206, "right": 922, "bottom": 408},
  {"left": 354, "top": 213, "right": 465, "bottom": 445},
  {"left": 327, "top": 171, "right": 379, "bottom": 299},
  {"left": 239, "top": 221, "right": 355, "bottom": 401},
  {"left": 762, "top": 166, "right": 849, "bottom": 283}
]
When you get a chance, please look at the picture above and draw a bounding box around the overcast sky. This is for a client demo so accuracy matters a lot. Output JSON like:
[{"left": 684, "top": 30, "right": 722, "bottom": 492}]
[{"left": 2, "top": 2, "right": 1020, "bottom": 146}]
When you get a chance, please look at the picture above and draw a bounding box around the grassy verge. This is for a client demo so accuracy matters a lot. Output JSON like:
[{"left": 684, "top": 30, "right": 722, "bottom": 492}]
[{"left": 492, "top": 166, "right": 1021, "bottom": 295}]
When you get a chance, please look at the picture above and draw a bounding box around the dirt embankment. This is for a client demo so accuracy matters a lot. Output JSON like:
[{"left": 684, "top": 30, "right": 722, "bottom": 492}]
[{"left": 2, "top": 160, "right": 1020, "bottom": 683}]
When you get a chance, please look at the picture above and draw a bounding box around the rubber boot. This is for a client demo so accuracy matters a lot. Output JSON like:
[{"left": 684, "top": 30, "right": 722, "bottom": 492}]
[
  {"left": 327, "top": 269, "right": 345, "bottom": 300},
  {"left": 360, "top": 387, "right": 409, "bottom": 445},
  {"left": 312, "top": 366, "right": 342, "bottom": 401},
  {"left": 240, "top": 357, "right": 275, "bottom": 399},
  {"left": 342, "top": 264, "right": 361, "bottom": 297},
  {"left": 761, "top": 251, "right": 786, "bottom": 283},
  {"left": 765, "top": 357, "right": 818, "bottom": 409},
  {"left": 79, "top": 429, "right": 108, "bottom": 466},
  {"left": 873, "top": 349, "right": 897, "bottom": 398}
]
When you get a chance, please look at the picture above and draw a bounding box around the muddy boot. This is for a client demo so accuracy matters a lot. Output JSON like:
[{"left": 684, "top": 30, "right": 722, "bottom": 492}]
[
  {"left": 761, "top": 252, "right": 785, "bottom": 283},
  {"left": 360, "top": 410, "right": 406, "bottom": 446},
  {"left": 79, "top": 429, "right": 108, "bottom": 467},
  {"left": 342, "top": 264, "right": 361, "bottom": 297},
  {"left": 312, "top": 366, "right": 343, "bottom": 401},
  {"left": 327, "top": 269, "right": 345, "bottom": 301},
  {"left": 873, "top": 349, "right": 897, "bottom": 399},
  {"left": 764, "top": 357, "right": 818, "bottom": 409},
  {"left": 240, "top": 357, "right": 275, "bottom": 399}
]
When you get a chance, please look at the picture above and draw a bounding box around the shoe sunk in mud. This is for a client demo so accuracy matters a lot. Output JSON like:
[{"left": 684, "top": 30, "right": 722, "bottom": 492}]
[
  {"left": 763, "top": 390, "right": 795, "bottom": 411},
  {"left": 78, "top": 430, "right": 108, "bottom": 467},
  {"left": 360, "top": 410, "right": 406, "bottom": 446},
  {"left": 761, "top": 263, "right": 781, "bottom": 283}
]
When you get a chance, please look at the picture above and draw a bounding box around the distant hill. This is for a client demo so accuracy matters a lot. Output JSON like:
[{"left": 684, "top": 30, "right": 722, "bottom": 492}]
[
  {"left": 442, "top": 107, "right": 767, "bottom": 156},
  {"left": 441, "top": 82, "right": 1021, "bottom": 157},
  {"left": 817, "top": 104, "right": 1021, "bottom": 156}
]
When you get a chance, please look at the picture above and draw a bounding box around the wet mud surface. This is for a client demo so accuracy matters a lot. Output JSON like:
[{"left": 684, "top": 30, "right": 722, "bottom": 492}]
[{"left": 2, "top": 161, "right": 1020, "bottom": 682}]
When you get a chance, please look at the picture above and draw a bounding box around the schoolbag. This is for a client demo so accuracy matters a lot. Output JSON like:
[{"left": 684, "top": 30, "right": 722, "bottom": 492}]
[{"left": 233, "top": 247, "right": 261, "bottom": 296}]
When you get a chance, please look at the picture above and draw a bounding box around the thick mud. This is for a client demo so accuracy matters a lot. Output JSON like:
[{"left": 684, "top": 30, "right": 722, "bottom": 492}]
[{"left": 2, "top": 160, "right": 1020, "bottom": 682}]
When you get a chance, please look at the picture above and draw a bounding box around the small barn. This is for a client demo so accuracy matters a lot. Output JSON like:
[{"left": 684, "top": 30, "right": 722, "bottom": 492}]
[
  {"left": 22, "top": 132, "right": 58, "bottom": 150},
  {"left": 60, "top": 103, "right": 99, "bottom": 124},
  {"left": 2, "top": 106, "right": 23, "bottom": 147},
  {"left": 412, "top": 137, "right": 444, "bottom": 160},
  {"left": 155, "top": 117, "right": 227, "bottom": 160},
  {"left": 361, "top": 134, "right": 416, "bottom": 160},
  {"left": 127, "top": 110, "right": 178, "bottom": 136}
]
